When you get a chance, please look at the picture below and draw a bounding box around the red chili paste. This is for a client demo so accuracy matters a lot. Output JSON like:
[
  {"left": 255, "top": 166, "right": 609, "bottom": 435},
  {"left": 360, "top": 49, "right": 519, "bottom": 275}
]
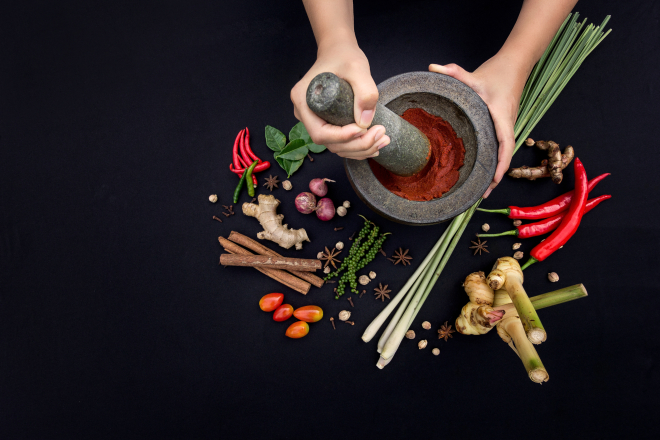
[{"left": 369, "top": 108, "right": 465, "bottom": 201}]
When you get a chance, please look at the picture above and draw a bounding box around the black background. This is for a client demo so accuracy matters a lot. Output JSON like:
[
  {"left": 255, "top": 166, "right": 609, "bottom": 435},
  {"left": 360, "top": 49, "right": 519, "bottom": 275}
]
[{"left": 1, "top": 0, "right": 658, "bottom": 438}]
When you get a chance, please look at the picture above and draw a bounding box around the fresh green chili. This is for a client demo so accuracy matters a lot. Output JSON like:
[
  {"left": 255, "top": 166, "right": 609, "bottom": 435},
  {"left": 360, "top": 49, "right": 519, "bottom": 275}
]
[
  {"left": 233, "top": 160, "right": 258, "bottom": 203},
  {"left": 245, "top": 160, "right": 258, "bottom": 197}
]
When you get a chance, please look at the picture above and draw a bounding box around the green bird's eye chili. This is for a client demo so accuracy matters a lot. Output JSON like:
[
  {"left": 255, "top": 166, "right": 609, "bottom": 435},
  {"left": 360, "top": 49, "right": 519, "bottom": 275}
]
[
  {"left": 478, "top": 194, "right": 610, "bottom": 239},
  {"left": 245, "top": 160, "right": 258, "bottom": 197},
  {"left": 233, "top": 160, "right": 258, "bottom": 203},
  {"left": 521, "top": 158, "right": 589, "bottom": 270},
  {"left": 478, "top": 173, "right": 609, "bottom": 219}
]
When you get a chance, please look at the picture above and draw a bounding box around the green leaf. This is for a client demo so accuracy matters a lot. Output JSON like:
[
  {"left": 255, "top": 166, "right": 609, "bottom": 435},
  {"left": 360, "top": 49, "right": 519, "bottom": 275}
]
[
  {"left": 289, "top": 122, "right": 309, "bottom": 142},
  {"left": 275, "top": 156, "right": 304, "bottom": 178},
  {"left": 290, "top": 121, "right": 326, "bottom": 154},
  {"left": 265, "top": 126, "right": 286, "bottom": 152},
  {"left": 307, "top": 143, "right": 326, "bottom": 153},
  {"left": 286, "top": 159, "right": 304, "bottom": 177},
  {"left": 276, "top": 138, "right": 308, "bottom": 161}
]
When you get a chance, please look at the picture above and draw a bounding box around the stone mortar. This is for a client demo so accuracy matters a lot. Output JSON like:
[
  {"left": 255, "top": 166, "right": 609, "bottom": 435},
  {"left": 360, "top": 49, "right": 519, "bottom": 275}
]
[{"left": 344, "top": 71, "right": 498, "bottom": 225}]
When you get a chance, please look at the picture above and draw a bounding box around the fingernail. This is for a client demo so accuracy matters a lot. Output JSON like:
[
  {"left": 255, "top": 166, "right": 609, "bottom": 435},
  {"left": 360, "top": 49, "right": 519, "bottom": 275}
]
[
  {"left": 370, "top": 151, "right": 380, "bottom": 158},
  {"left": 376, "top": 138, "right": 390, "bottom": 150},
  {"left": 359, "top": 109, "right": 374, "bottom": 128},
  {"left": 374, "top": 127, "right": 385, "bottom": 142}
]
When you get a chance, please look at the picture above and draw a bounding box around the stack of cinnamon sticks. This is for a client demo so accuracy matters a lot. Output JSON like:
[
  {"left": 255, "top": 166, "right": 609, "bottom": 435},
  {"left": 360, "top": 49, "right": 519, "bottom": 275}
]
[{"left": 218, "top": 231, "right": 324, "bottom": 294}]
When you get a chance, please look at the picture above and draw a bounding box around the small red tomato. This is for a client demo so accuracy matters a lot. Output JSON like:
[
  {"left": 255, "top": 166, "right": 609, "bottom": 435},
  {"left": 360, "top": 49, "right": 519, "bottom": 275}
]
[
  {"left": 285, "top": 321, "right": 309, "bottom": 339},
  {"left": 259, "top": 293, "right": 284, "bottom": 312},
  {"left": 273, "top": 304, "right": 293, "bottom": 322},
  {"left": 293, "top": 305, "right": 324, "bottom": 323}
]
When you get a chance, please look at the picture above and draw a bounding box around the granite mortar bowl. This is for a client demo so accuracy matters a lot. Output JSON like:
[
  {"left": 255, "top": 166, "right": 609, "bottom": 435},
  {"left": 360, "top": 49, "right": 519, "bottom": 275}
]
[{"left": 344, "top": 71, "right": 498, "bottom": 225}]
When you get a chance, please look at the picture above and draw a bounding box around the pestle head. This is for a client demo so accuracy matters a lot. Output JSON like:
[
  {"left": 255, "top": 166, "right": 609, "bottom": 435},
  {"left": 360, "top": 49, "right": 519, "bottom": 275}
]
[{"left": 306, "top": 72, "right": 430, "bottom": 177}]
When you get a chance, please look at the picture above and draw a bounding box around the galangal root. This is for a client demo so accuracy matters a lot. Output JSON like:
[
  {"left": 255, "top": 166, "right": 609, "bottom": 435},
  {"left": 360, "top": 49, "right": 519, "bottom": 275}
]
[
  {"left": 455, "top": 272, "right": 503, "bottom": 335},
  {"left": 508, "top": 139, "right": 574, "bottom": 184},
  {"left": 243, "top": 194, "right": 310, "bottom": 250}
]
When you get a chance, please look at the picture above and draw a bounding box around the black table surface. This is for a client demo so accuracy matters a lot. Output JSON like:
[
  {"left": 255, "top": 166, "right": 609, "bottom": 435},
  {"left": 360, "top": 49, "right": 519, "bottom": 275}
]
[{"left": 1, "top": 1, "right": 658, "bottom": 438}]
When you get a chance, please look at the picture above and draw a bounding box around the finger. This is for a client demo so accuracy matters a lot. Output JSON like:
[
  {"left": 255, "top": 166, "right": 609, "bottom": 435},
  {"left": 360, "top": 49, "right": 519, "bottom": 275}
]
[
  {"left": 483, "top": 110, "right": 515, "bottom": 198},
  {"left": 336, "top": 135, "right": 391, "bottom": 159},
  {"left": 343, "top": 69, "right": 379, "bottom": 129},
  {"left": 429, "top": 63, "right": 472, "bottom": 85},
  {"left": 326, "top": 126, "right": 389, "bottom": 155},
  {"left": 299, "top": 104, "right": 368, "bottom": 145}
]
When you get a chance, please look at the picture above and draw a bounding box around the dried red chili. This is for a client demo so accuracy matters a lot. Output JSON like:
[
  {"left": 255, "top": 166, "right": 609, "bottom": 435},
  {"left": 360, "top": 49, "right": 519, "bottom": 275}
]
[
  {"left": 521, "top": 158, "right": 589, "bottom": 270},
  {"left": 478, "top": 173, "right": 609, "bottom": 219}
]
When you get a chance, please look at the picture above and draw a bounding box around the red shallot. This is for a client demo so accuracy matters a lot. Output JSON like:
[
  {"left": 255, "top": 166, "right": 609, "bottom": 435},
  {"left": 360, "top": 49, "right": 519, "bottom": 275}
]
[
  {"left": 315, "top": 198, "right": 335, "bottom": 221},
  {"left": 309, "top": 178, "right": 335, "bottom": 197},
  {"left": 295, "top": 192, "right": 317, "bottom": 214}
]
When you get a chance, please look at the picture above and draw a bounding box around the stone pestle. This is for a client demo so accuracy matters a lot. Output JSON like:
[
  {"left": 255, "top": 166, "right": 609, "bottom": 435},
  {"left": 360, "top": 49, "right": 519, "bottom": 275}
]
[{"left": 306, "top": 72, "right": 431, "bottom": 177}]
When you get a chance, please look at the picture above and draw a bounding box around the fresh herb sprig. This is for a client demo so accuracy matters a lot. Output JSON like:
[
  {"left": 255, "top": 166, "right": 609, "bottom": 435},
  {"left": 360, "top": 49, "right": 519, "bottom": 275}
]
[{"left": 265, "top": 122, "right": 326, "bottom": 177}]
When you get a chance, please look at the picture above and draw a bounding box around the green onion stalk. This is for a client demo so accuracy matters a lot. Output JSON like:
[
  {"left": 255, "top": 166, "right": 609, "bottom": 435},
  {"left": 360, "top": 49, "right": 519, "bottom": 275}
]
[{"left": 362, "top": 13, "right": 611, "bottom": 368}]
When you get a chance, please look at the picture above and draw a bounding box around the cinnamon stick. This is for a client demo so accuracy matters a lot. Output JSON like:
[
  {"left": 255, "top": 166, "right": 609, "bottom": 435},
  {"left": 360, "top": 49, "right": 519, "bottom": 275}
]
[
  {"left": 228, "top": 231, "right": 325, "bottom": 288},
  {"left": 219, "top": 254, "right": 321, "bottom": 271},
  {"left": 218, "top": 237, "right": 310, "bottom": 294}
]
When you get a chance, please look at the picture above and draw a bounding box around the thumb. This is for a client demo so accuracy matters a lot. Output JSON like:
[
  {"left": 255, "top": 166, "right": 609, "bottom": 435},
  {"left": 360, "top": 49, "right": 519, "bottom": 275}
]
[
  {"left": 344, "top": 72, "right": 379, "bottom": 129},
  {"left": 429, "top": 63, "right": 472, "bottom": 86}
]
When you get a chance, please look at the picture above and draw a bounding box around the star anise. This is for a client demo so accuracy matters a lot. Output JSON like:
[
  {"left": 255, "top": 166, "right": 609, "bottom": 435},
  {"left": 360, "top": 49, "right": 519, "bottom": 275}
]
[
  {"left": 469, "top": 238, "right": 489, "bottom": 255},
  {"left": 438, "top": 321, "right": 455, "bottom": 341},
  {"left": 320, "top": 247, "right": 342, "bottom": 269},
  {"left": 374, "top": 283, "right": 391, "bottom": 301},
  {"left": 388, "top": 248, "right": 412, "bottom": 266},
  {"left": 263, "top": 175, "right": 280, "bottom": 191}
]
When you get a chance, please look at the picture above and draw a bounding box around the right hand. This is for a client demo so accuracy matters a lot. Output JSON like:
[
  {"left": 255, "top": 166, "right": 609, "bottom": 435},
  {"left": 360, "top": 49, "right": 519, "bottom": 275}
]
[{"left": 290, "top": 40, "right": 390, "bottom": 159}]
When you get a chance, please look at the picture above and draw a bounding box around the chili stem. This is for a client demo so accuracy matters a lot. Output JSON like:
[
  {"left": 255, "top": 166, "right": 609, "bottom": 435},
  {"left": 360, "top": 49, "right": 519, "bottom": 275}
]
[
  {"left": 477, "top": 230, "right": 517, "bottom": 238},
  {"left": 477, "top": 208, "right": 510, "bottom": 215},
  {"left": 521, "top": 257, "right": 538, "bottom": 271}
]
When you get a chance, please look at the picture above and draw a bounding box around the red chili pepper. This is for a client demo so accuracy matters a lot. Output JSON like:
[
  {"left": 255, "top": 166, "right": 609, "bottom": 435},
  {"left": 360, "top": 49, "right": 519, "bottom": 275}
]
[
  {"left": 232, "top": 129, "right": 244, "bottom": 169},
  {"left": 521, "top": 158, "right": 589, "bottom": 270},
  {"left": 478, "top": 173, "right": 609, "bottom": 219},
  {"left": 244, "top": 127, "right": 262, "bottom": 163},
  {"left": 229, "top": 161, "right": 271, "bottom": 174},
  {"left": 478, "top": 195, "right": 610, "bottom": 239}
]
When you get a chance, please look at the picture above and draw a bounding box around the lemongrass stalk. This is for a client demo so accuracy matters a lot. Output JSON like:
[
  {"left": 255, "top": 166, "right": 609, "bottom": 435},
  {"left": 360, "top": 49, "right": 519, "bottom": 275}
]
[
  {"left": 361, "top": 225, "right": 453, "bottom": 343},
  {"left": 380, "top": 211, "right": 468, "bottom": 360},
  {"left": 494, "top": 283, "right": 588, "bottom": 319},
  {"left": 376, "top": 259, "right": 434, "bottom": 352},
  {"left": 407, "top": 204, "right": 478, "bottom": 326}
]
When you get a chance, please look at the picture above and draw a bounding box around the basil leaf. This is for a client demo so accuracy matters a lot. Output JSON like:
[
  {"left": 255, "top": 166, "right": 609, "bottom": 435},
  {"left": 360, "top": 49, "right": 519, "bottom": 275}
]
[
  {"left": 307, "top": 143, "right": 327, "bottom": 153},
  {"left": 265, "top": 126, "right": 286, "bottom": 152},
  {"left": 276, "top": 138, "right": 308, "bottom": 161},
  {"left": 290, "top": 122, "right": 326, "bottom": 153}
]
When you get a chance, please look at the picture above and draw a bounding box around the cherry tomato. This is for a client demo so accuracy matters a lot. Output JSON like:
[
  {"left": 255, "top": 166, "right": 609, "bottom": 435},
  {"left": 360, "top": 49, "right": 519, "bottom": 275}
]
[
  {"left": 259, "top": 293, "right": 284, "bottom": 312},
  {"left": 273, "top": 304, "right": 293, "bottom": 322},
  {"left": 285, "top": 321, "right": 309, "bottom": 339},
  {"left": 293, "top": 305, "right": 324, "bottom": 323}
]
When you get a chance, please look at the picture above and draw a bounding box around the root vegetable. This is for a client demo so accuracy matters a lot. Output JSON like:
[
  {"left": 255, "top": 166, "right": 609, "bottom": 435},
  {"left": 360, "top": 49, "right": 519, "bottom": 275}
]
[
  {"left": 493, "top": 289, "right": 549, "bottom": 383},
  {"left": 487, "top": 257, "right": 546, "bottom": 344},
  {"left": 309, "top": 178, "right": 335, "bottom": 197},
  {"left": 315, "top": 198, "right": 335, "bottom": 221},
  {"left": 455, "top": 272, "right": 504, "bottom": 335},
  {"left": 243, "top": 194, "right": 310, "bottom": 250},
  {"left": 508, "top": 143, "right": 574, "bottom": 182},
  {"left": 295, "top": 192, "right": 317, "bottom": 214}
]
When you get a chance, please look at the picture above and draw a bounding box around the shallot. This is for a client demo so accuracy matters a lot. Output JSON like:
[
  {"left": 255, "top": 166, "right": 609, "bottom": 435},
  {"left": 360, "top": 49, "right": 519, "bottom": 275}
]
[
  {"left": 315, "top": 197, "right": 335, "bottom": 221},
  {"left": 309, "top": 178, "right": 335, "bottom": 197},
  {"left": 295, "top": 192, "right": 317, "bottom": 214}
]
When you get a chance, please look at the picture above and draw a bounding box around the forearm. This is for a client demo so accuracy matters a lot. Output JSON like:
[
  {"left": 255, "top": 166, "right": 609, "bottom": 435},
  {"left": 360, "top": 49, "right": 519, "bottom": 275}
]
[
  {"left": 303, "top": 0, "right": 357, "bottom": 50},
  {"left": 499, "top": 0, "right": 579, "bottom": 74}
]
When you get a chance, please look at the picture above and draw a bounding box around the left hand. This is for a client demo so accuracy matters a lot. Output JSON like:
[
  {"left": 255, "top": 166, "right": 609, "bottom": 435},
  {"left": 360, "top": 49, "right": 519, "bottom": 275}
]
[{"left": 429, "top": 54, "right": 529, "bottom": 197}]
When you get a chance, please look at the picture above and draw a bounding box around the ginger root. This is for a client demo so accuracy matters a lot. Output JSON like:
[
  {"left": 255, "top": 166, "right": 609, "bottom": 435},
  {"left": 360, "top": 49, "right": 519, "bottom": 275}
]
[
  {"left": 508, "top": 140, "right": 574, "bottom": 183},
  {"left": 242, "top": 194, "right": 310, "bottom": 250},
  {"left": 455, "top": 272, "right": 504, "bottom": 335},
  {"left": 494, "top": 290, "right": 549, "bottom": 384},
  {"left": 488, "top": 257, "right": 546, "bottom": 344}
]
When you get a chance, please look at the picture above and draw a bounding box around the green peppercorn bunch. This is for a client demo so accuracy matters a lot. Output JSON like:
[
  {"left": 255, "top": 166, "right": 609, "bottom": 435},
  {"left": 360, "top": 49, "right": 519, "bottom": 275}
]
[
  {"left": 324, "top": 220, "right": 371, "bottom": 281},
  {"left": 349, "top": 233, "right": 391, "bottom": 293}
]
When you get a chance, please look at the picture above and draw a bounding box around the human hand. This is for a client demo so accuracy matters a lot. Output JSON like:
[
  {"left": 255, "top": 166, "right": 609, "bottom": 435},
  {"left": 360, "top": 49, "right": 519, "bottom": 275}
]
[
  {"left": 290, "top": 39, "right": 390, "bottom": 159},
  {"left": 430, "top": 54, "right": 528, "bottom": 197}
]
